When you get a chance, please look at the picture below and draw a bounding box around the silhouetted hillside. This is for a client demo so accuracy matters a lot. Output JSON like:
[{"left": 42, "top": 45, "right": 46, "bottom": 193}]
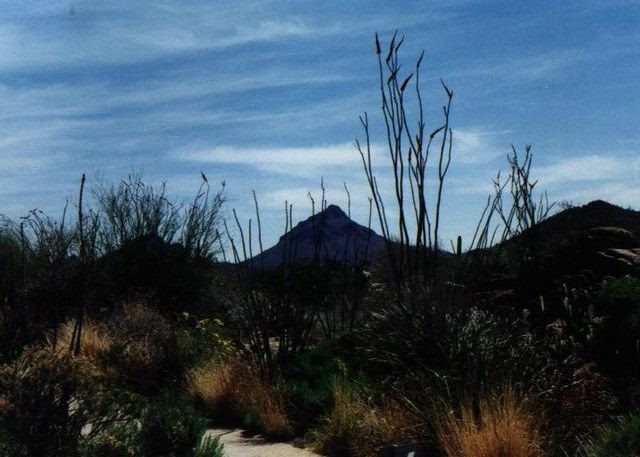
[
  {"left": 473, "top": 200, "right": 640, "bottom": 301},
  {"left": 506, "top": 200, "right": 640, "bottom": 248}
]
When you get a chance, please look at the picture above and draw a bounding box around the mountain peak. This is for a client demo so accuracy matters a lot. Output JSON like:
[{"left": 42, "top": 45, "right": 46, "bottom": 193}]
[
  {"left": 323, "top": 204, "right": 347, "bottom": 217},
  {"left": 248, "top": 203, "right": 384, "bottom": 268}
]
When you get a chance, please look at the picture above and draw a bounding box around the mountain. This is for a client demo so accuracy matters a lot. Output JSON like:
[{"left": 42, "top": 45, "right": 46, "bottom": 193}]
[{"left": 247, "top": 204, "right": 385, "bottom": 269}]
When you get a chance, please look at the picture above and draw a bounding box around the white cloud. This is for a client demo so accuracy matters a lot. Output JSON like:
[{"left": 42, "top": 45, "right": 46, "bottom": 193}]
[
  {"left": 452, "top": 128, "right": 510, "bottom": 164},
  {"left": 174, "top": 143, "right": 361, "bottom": 170}
]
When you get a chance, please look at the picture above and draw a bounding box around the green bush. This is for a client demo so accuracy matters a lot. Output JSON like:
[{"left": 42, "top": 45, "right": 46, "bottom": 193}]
[
  {"left": 588, "top": 412, "right": 640, "bottom": 457},
  {"left": 80, "top": 386, "right": 212, "bottom": 457},
  {"left": 80, "top": 420, "right": 141, "bottom": 457},
  {"left": 594, "top": 277, "right": 640, "bottom": 377},
  {"left": 174, "top": 312, "right": 233, "bottom": 368},
  {"left": 285, "top": 344, "right": 347, "bottom": 433},
  {"left": 139, "top": 394, "right": 208, "bottom": 457},
  {"left": 78, "top": 385, "right": 147, "bottom": 457}
]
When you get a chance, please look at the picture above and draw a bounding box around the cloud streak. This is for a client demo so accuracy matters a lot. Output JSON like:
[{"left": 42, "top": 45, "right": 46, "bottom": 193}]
[
  {"left": 537, "top": 153, "right": 640, "bottom": 185},
  {"left": 174, "top": 143, "right": 361, "bottom": 174},
  {"left": 452, "top": 128, "right": 511, "bottom": 164}
]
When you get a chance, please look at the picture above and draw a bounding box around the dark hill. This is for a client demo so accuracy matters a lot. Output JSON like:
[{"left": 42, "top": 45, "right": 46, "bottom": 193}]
[
  {"left": 247, "top": 204, "right": 385, "bottom": 269},
  {"left": 496, "top": 200, "right": 640, "bottom": 269},
  {"left": 510, "top": 200, "right": 640, "bottom": 244},
  {"left": 475, "top": 200, "right": 640, "bottom": 299}
]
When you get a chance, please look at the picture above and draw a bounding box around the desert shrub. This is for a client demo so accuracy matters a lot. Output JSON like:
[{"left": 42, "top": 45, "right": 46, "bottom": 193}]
[
  {"left": 285, "top": 344, "right": 347, "bottom": 434},
  {"left": 194, "top": 435, "right": 225, "bottom": 457},
  {"left": 103, "top": 303, "right": 183, "bottom": 391},
  {"left": 594, "top": 276, "right": 640, "bottom": 377},
  {"left": 91, "top": 174, "right": 224, "bottom": 314},
  {"left": 80, "top": 419, "right": 141, "bottom": 457},
  {"left": 93, "top": 232, "right": 216, "bottom": 314},
  {"left": 0, "top": 223, "right": 27, "bottom": 363},
  {"left": 187, "top": 357, "right": 291, "bottom": 439},
  {"left": 312, "top": 379, "right": 417, "bottom": 457},
  {"left": 436, "top": 386, "right": 543, "bottom": 457},
  {"left": 587, "top": 412, "right": 640, "bottom": 457},
  {"left": 364, "top": 296, "right": 557, "bottom": 401},
  {"left": 139, "top": 393, "right": 208, "bottom": 457},
  {"left": 0, "top": 346, "right": 91, "bottom": 457},
  {"left": 174, "top": 312, "right": 233, "bottom": 368},
  {"left": 77, "top": 383, "right": 148, "bottom": 457},
  {"left": 241, "top": 370, "right": 291, "bottom": 439},
  {"left": 80, "top": 385, "right": 214, "bottom": 457},
  {"left": 0, "top": 422, "right": 20, "bottom": 456}
]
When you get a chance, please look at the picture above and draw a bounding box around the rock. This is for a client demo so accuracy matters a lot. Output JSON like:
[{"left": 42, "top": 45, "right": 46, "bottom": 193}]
[
  {"left": 574, "top": 362, "right": 598, "bottom": 379},
  {"left": 587, "top": 226, "right": 638, "bottom": 250},
  {"left": 595, "top": 248, "right": 640, "bottom": 275},
  {"left": 547, "top": 318, "right": 566, "bottom": 335}
]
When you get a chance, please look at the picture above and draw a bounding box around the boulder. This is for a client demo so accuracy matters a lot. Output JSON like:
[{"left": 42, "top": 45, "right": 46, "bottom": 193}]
[{"left": 587, "top": 226, "right": 638, "bottom": 250}]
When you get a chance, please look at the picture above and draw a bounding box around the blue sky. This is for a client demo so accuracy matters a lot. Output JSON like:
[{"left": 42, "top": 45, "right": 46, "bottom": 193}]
[{"left": 0, "top": 1, "right": 638, "bottom": 250}]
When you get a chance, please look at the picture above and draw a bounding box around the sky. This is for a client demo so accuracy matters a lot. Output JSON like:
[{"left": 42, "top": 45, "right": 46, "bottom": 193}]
[{"left": 0, "top": 0, "right": 638, "bottom": 252}]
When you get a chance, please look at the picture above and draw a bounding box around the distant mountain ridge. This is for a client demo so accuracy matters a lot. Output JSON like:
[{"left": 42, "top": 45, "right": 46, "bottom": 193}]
[{"left": 247, "top": 204, "right": 385, "bottom": 269}]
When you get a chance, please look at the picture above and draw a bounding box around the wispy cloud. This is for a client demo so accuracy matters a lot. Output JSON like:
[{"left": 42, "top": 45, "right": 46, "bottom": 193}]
[
  {"left": 174, "top": 143, "right": 360, "bottom": 174},
  {"left": 559, "top": 182, "right": 640, "bottom": 209},
  {"left": 452, "top": 128, "right": 511, "bottom": 164},
  {"left": 446, "top": 48, "right": 589, "bottom": 84},
  {"left": 0, "top": 4, "right": 325, "bottom": 72},
  {"left": 536, "top": 153, "right": 640, "bottom": 186}
]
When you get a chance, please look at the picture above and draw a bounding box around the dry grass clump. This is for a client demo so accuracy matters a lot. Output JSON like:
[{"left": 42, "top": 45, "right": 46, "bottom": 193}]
[
  {"left": 437, "top": 387, "right": 543, "bottom": 457},
  {"left": 187, "top": 357, "right": 291, "bottom": 439},
  {"left": 49, "top": 319, "right": 112, "bottom": 366},
  {"left": 188, "top": 359, "right": 237, "bottom": 421},
  {"left": 312, "top": 380, "right": 418, "bottom": 457}
]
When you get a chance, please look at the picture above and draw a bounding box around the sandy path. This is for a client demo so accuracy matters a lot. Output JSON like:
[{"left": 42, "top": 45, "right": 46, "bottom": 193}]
[{"left": 205, "top": 428, "right": 322, "bottom": 457}]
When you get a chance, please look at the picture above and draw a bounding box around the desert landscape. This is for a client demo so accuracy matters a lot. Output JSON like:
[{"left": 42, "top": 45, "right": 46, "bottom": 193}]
[{"left": 0, "top": 2, "right": 638, "bottom": 456}]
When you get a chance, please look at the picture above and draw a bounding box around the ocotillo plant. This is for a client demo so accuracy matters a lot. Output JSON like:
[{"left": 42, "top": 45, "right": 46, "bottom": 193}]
[
  {"left": 470, "top": 145, "right": 555, "bottom": 251},
  {"left": 357, "top": 31, "right": 453, "bottom": 288}
]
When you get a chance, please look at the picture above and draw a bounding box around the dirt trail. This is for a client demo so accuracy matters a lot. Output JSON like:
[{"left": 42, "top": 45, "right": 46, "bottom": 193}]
[{"left": 205, "top": 428, "right": 322, "bottom": 457}]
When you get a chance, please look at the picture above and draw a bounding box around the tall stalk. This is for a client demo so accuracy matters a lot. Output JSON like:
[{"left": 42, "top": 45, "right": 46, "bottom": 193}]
[{"left": 357, "top": 32, "right": 454, "bottom": 288}]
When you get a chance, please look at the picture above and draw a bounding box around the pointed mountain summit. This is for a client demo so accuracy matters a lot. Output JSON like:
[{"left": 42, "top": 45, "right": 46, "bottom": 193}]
[{"left": 248, "top": 204, "right": 385, "bottom": 269}]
